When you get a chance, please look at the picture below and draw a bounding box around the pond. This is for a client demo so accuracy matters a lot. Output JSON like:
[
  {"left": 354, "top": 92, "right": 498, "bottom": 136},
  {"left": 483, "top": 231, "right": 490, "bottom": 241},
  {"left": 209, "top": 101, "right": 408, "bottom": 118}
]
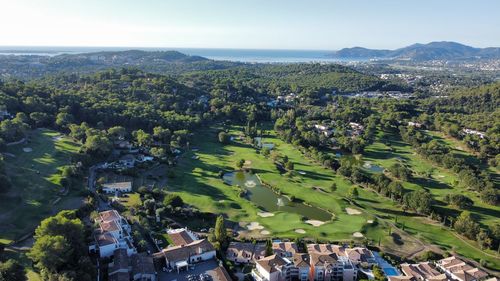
[
  {"left": 223, "top": 171, "right": 331, "bottom": 221},
  {"left": 254, "top": 137, "right": 275, "bottom": 149},
  {"left": 362, "top": 161, "right": 384, "bottom": 173}
]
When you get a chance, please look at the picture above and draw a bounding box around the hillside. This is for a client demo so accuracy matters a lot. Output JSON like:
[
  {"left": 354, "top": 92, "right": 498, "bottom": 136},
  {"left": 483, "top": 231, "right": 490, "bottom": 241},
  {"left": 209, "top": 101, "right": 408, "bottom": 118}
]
[{"left": 331, "top": 41, "right": 500, "bottom": 61}]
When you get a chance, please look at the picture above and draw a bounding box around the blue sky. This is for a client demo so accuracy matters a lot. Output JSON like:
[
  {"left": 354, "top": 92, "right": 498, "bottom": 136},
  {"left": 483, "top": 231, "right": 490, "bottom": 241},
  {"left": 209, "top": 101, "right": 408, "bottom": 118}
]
[{"left": 1, "top": 0, "right": 499, "bottom": 49}]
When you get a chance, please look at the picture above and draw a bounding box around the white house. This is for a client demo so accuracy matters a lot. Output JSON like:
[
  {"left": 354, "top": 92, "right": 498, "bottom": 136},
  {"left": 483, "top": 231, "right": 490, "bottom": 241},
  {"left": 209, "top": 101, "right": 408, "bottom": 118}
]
[
  {"left": 307, "top": 244, "right": 357, "bottom": 281},
  {"left": 154, "top": 238, "right": 216, "bottom": 271},
  {"left": 90, "top": 210, "right": 136, "bottom": 258},
  {"left": 252, "top": 255, "right": 293, "bottom": 281},
  {"left": 102, "top": 181, "right": 133, "bottom": 194},
  {"left": 436, "top": 256, "right": 488, "bottom": 281}
]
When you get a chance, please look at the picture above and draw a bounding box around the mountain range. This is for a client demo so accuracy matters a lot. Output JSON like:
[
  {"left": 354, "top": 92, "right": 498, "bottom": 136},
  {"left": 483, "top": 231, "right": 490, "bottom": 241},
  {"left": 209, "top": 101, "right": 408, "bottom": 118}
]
[{"left": 331, "top": 41, "right": 500, "bottom": 61}]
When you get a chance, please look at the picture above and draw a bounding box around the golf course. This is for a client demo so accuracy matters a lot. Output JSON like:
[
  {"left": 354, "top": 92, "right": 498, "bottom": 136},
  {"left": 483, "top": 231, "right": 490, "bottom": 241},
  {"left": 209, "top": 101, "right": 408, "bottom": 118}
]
[{"left": 167, "top": 125, "right": 500, "bottom": 268}]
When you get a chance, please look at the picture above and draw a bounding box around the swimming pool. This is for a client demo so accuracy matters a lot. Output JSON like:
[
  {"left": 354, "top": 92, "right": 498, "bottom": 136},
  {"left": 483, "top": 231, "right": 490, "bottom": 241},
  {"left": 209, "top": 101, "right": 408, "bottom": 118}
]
[{"left": 383, "top": 268, "right": 399, "bottom": 276}]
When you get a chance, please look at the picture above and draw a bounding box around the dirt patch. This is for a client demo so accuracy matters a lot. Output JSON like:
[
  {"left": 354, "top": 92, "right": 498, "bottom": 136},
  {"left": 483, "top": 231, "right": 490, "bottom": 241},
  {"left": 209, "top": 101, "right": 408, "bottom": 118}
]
[
  {"left": 260, "top": 230, "right": 270, "bottom": 235},
  {"left": 305, "top": 220, "right": 325, "bottom": 227},
  {"left": 295, "top": 229, "right": 306, "bottom": 234},
  {"left": 23, "top": 147, "right": 33, "bottom": 152},
  {"left": 247, "top": 222, "right": 264, "bottom": 230},
  {"left": 345, "top": 207, "right": 362, "bottom": 215},
  {"left": 258, "top": 212, "right": 274, "bottom": 218},
  {"left": 353, "top": 232, "right": 364, "bottom": 238}
]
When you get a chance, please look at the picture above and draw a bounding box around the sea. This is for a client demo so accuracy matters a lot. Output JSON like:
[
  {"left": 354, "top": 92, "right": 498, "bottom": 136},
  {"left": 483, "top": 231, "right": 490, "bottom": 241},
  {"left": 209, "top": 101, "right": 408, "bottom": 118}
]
[{"left": 0, "top": 46, "right": 354, "bottom": 63}]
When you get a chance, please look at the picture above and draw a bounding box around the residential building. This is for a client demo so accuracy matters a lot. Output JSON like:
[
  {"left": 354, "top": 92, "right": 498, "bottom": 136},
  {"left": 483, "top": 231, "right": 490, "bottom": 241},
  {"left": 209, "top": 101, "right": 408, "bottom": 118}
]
[
  {"left": 436, "top": 256, "right": 488, "bottom": 281},
  {"left": 400, "top": 262, "right": 448, "bottom": 281},
  {"left": 153, "top": 238, "right": 216, "bottom": 271},
  {"left": 102, "top": 181, "right": 133, "bottom": 194},
  {"left": 227, "top": 242, "right": 256, "bottom": 264},
  {"left": 167, "top": 228, "right": 197, "bottom": 246},
  {"left": 252, "top": 254, "right": 293, "bottom": 281},
  {"left": 253, "top": 243, "right": 267, "bottom": 261},
  {"left": 109, "top": 249, "right": 157, "bottom": 281},
  {"left": 345, "top": 247, "right": 376, "bottom": 266},
  {"left": 291, "top": 253, "right": 311, "bottom": 281},
  {"left": 273, "top": 242, "right": 299, "bottom": 258},
  {"left": 90, "top": 210, "right": 136, "bottom": 258},
  {"left": 307, "top": 244, "right": 357, "bottom": 281}
]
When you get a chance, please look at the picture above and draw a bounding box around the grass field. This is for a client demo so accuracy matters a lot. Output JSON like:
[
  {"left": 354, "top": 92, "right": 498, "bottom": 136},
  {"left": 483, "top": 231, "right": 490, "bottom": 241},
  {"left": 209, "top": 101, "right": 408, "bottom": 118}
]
[
  {"left": 362, "top": 130, "right": 500, "bottom": 267},
  {"left": 166, "top": 125, "right": 499, "bottom": 269},
  {"left": 167, "top": 126, "right": 424, "bottom": 257},
  {"left": 0, "top": 128, "right": 83, "bottom": 244}
]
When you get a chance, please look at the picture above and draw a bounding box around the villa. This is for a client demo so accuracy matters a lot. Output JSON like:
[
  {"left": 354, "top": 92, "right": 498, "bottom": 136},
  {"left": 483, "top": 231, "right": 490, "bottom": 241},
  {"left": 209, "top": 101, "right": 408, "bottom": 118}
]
[
  {"left": 252, "top": 255, "right": 293, "bottom": 281},
  {"left": 436, "top": 256, "right": 488, "bottom": 281},
  {"left": 102, "top": 181, "right": 133, "bottom": 194},
  {"left": 307, "top": 244, "right": 357, "bottom": 281},
  {"left": 227, "top": 242, "right": 257, "bottom": 264},
  {"left": 399, "top": 262, "right": 448, "bottom": 281},
  {"left": 109, "top": 249, "right": 156, "bottom": 281},
  {"left": 153, "top": 228, "right": 216, "bottom": 272},
  {"left": 273, "top": 241, "right": 299, "bottom": 258},
  {"left": 90, "top": 210, "right": 136, "bottom": 258}
]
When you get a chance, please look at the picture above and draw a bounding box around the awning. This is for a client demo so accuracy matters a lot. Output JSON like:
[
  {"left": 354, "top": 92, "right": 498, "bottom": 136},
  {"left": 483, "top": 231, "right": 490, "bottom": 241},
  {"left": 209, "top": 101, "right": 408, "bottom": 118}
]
[{"left": 175, "top": 261, "right": 189, "bottom": 269}]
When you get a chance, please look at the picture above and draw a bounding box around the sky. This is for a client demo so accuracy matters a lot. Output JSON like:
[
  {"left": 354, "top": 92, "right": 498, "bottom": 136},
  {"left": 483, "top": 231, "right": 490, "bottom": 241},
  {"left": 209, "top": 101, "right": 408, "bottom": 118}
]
[{"left": 0, "top": 0, "right": 499, "bottom": 50}]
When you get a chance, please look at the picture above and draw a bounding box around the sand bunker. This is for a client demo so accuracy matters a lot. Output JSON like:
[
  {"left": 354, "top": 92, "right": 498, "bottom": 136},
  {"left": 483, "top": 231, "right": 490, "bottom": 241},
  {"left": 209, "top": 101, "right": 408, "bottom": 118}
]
[
  {"left": 298, "top": 171, "right": 306, "bottom": 175},
  {"left": 353, "top": 232, "right": 364, "bottom": 238},
  {"left": 295, "top": 229, "right": 306, "bottom": 234},
  {"left": 345, "top": 207, "right": 362, "bottom": 215},
  {"left": 260, "top": 230, "right": 270, "bottom": 235},
  {"left": 23, "top": 147, "right": 33, "bottom": 152},
  {"left": 258, "top": 212, "right": 275, "bottom": 218},
  {"left": 305, "top": 220, "right": 325, "bottom": 227},
  {"left": 367, "top": 220, "right": 374, "bottom": 224},
  {"left": 247, "top": 222, "right": 264, "bottom": 230},
  {"left": 244, "top": 160, "right": 252, "bottom": 166},
  {"left": 244, "top": 180, "right": 257, "bottom": 188},
  {"left": 436, "top": 175, "right": 445, "bottom": 178}
]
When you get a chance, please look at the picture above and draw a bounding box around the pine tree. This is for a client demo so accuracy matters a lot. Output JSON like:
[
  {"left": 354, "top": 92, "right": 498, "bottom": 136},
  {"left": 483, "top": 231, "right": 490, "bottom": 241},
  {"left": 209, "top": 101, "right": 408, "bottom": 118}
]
[{"left": 214, "top": 215, "right": 227, "bottom": 247}]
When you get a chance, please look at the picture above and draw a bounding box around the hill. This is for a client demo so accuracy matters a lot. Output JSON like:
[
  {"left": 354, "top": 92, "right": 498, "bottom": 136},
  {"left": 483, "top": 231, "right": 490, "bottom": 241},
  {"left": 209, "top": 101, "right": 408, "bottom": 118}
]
[
  {"left": 331, "top": 41, "right": 500, "bottom": 61},
  {"left": 0, "top": 50, "right": 241, "bottom": 79}
]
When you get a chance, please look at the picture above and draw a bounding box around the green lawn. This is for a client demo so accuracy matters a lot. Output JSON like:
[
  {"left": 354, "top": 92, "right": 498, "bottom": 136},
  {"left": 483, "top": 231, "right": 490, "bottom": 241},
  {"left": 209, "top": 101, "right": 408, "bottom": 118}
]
[
  {"left": 0, "top": 129, "right": 82, "bottom": 243},
  {"left": 166, "top": 126, "right": 499, "bottom": 268},
  {"left": 362, "top": 130, "right": 500, "bottom": 268},
  {"left": 167, "top": 126, "right": 410, "bottom": 253}
]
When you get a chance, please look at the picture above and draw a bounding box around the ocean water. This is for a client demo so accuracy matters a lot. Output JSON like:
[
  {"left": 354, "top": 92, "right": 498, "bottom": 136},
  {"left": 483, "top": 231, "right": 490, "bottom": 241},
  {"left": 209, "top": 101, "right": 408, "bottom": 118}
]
[{"left": 0, "top": 46, "right": 352, "bottom": 63}]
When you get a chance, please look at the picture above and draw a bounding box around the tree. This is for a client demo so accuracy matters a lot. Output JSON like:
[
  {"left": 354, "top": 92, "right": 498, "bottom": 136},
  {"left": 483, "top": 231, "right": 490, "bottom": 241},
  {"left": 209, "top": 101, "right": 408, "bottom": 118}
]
[
  {"left": 27, "top": 211, "right": 93, "bottom": 281},
  {"left": 236, "top": 159, "right": 245, "bottom": 169},
  {"left": 0, "top": 259, "right": 26, "bottom": 281},
  {"left": 214, "top": 215, "right": 227, "bottom": 247},
  {"left": 476, "top": 229, "right": 492, "bottom": 250},
  {"left": 372, "top": 265, "right": 385, "bottom": 281},
  {"left": 388, "top": 163, "right": 411, "bottom": 181},
  {"left": 454, "top": 211, "right": 480, "bottom": 240},
  {"left": 265, "top": 239, "right": 273, "bottom": 256},
  {"left": 444, "top": 194, "right": 473, "bottom": 209},
  {"left": 261, "top": 147, "right": 271, "bottom": 157},
  {"left": 330, "top": 182, "right": 337, "bottom": 192},
  {"left": 163, "top": 194, "right": 184, "bottom": 208},
  {"left": 403, "top": 190, "right": 433, "bottom": 215},
  {"left": 133, "top": 129, "right": 153, "bottom": 147},
  {"left": 28, "top": 235, "right": 73, "bottom": 273},
  {"left": 285, "top": 161, "right": 294, "bottom": 171},
  {"left": 348, "top": 186, "right": 359, "bottom": 200},
  {"left": 218, "top": 131, "right": 230, "bottom": 144},
  {"left": 150, "top": 147, "right": 166, "bottom": 159},
  {"left": 84, "top": 133, "right": 111, "bottom": 157},
  {"left": 107, "top": 126, "right": 126, "bottom": 140},
  {"left": 55, "top": 112, "right": 74, "bottom": 129}
]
